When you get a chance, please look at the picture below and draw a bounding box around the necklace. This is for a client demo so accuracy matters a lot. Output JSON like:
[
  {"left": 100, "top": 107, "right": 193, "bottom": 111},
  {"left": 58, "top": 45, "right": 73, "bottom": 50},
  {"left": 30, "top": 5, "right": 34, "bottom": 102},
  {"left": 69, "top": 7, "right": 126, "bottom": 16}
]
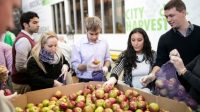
[{"left": 136, "top": 55, "right": 145, "bottom": 63}]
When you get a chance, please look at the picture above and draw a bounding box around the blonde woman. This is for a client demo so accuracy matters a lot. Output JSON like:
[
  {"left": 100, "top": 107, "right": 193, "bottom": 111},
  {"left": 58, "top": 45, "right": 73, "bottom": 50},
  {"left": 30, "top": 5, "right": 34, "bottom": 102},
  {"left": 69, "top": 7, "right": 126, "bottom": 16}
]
[{"left": 26, "top": 31, "right": 70, "bottom": 91}]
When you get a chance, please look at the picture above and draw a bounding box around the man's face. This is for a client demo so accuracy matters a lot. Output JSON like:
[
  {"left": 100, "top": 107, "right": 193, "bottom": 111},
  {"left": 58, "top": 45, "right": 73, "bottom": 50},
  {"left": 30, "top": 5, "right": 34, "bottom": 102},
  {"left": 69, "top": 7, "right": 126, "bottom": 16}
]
[
  {"left": 25, "top": 17, "right": 40, "bottom": 34},
  {"left": 0, "top": 0, "right": 21, "bottom": 35},
  {"left": 164, "top": 7, "right": 186, "bottom": 29},
  {"left": 87, "top": 29, "right": 100, "bottom": 43}
]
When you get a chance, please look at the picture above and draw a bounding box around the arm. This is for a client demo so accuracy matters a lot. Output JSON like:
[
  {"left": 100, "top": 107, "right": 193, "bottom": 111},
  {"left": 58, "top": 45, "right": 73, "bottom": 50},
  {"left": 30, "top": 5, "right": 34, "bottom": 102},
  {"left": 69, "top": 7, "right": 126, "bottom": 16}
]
[
  {"left": 182, "top": 55, "right": 200, "bottom": 93},
  {"left": 3, "top": 44, "right": 12, "bottom": 73},
  {"left": 15, "top": 38, "right": 32, "bottom": 71},
  {"left": 26, "top": 57, "right": 54, "bottom": 89},
  {"left": 110, "top": 57, "right": 125, "bottom": 80},
  {"left": 71, "top": 44, "right": 87, "bottom": 72}
]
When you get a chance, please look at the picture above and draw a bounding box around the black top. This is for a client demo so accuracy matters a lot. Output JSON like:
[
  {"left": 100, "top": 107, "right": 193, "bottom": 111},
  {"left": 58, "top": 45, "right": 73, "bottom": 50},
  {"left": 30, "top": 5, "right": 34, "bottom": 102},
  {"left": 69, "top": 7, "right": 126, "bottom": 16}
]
[
  {"left": 155, "top": 25, "right": 200, "bottom": 91},
  {"left": 26, "top": 56, "right": 70, "bottom": 91},
  {"left": 184, "top": 54, "right": 200, "bottom": 104}
]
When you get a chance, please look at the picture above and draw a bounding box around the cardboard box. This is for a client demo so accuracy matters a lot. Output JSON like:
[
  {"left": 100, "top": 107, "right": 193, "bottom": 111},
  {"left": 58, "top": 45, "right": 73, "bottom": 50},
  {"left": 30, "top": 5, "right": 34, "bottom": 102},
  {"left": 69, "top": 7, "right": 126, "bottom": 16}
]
[{"left": 11, "top": 82, "right": 191, "bottom": 112}]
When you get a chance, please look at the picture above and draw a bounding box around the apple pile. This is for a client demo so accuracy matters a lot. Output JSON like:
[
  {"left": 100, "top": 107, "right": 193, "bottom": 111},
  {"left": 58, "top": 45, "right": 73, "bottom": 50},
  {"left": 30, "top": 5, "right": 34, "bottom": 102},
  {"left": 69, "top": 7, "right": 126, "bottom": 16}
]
[
  {"left": 15, "top": 84, "right": 169, "bottom": 112},
  {"left": 155, "top": 78, "right": 198, "bottom": 110}
]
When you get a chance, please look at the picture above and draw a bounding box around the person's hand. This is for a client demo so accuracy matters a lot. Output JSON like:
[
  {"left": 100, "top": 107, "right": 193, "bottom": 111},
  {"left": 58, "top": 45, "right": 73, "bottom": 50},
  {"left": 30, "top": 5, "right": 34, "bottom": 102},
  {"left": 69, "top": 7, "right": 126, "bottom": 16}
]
[
  {"left": 140, "top": 73, "right": 156, "bottom": 87},
  {"left": 102, "top": 66, "right": 108, "bottom": 74},
  {"left": 103, "top": 77, "right": 117, "bottom": 87},
  {"left": 61, "top": 64, "right": 69, "bottom": 74},
  {"left": 87, "top": 62, "right": 101, "bottom": 71},
  {"left": 169, "top": 49, "right": 180, "bottom": 58},
  {"left": 54, "top": 80, "right": 63, "bottom": 87},
  {"left": 170, "top": 56, "right": 186, "bottom": 75},
  {"left": 0, "top": 90, "right": 17, "bottom": 100}
]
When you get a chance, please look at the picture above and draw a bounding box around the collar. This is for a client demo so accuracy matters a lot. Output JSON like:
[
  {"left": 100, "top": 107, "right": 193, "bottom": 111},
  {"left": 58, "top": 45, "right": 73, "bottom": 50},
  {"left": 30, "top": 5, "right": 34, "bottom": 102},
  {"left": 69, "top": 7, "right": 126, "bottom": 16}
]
[
  {"left": 82, "top": 36, "right": 101, "bottom": 44},
  {"left": 173, "top": 21, "right": 194, "bottom": 37},
  {"left": 21, "top": 30, "right": 34, "bottom": 40}
]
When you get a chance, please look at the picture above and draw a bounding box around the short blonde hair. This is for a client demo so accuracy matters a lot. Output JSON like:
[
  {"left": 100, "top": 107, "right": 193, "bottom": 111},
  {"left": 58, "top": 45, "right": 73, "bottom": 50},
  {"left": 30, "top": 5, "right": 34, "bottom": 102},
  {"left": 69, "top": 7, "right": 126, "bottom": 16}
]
[{"left": 85, "top": 16, "right": 102, "bottom": 32}]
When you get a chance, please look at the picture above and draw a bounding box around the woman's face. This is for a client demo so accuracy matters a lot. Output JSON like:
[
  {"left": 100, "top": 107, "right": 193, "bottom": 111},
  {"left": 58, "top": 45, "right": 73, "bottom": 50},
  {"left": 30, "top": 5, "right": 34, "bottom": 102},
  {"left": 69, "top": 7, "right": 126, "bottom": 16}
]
[
  {"left": 131, "top": 32, "right": 144, "bottom": 54},
  {"left": 43, "top": 37, "right": 58, "bottom": 54}
]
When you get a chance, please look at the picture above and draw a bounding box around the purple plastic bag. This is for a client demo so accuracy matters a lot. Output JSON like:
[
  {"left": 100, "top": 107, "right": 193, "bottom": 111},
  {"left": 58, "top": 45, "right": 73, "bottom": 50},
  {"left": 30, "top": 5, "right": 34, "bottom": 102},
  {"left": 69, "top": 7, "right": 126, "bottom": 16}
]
[{"left": 155, "top": 61, "right": 198, "bottom": 110}]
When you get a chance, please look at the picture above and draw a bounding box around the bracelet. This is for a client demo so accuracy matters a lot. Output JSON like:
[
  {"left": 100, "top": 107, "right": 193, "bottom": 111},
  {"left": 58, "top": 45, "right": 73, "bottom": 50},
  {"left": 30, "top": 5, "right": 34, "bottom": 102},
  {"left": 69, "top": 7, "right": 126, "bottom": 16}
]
[{"left": 179, "top": 68, "right": 187, "bottom": 75}]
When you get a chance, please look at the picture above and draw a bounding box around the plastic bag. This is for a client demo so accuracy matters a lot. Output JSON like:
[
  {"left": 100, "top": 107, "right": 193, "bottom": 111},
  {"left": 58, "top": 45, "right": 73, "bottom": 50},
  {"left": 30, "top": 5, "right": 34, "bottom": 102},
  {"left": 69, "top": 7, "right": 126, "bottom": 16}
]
[{"left": 155, "top": 61, "right": 198, "bottom": 110}]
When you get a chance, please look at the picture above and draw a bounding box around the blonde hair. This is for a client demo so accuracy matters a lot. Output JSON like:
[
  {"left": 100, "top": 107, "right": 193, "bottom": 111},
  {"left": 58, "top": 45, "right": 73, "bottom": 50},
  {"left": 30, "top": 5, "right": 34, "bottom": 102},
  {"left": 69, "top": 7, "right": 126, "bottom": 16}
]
[
  {"left": 30, "top": 31, "right": 62, "bottom": 73},
  {"left": 85, "top": 16, "right": 102, "bottom": 32}
]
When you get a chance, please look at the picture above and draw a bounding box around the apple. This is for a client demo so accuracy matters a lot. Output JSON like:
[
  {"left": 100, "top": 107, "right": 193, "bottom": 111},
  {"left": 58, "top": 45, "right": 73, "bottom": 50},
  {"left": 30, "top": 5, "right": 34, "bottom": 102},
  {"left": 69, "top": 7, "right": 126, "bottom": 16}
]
[
  {"left": 52, "top": 105, "right": 60, "bottom": 111},
  {"left": 129, "top": 101, "right": 137, "bottom": 111},
  {"left": 95, "top": 84, "right": 102, "bottom": 89},
  {"left": 76, "top": 90, "right": 83, "bottom": 95},
  {"left": 104, "top": 93, "right": 109, "bottom": 99},
  {"left": 76, "top": 95, "right": 85, "bottom": 103},
  {"left": 41, "top": 107, "right": 50, "bottom": 112},
  {"left": 137, "top": 95, "right": 145, "bottom": 101},
  {"left": 27, "top": 106, "right": 39, "bottom": 112},
  {"left": 93, "top": 59, "right": 100, "bottom": 65},
  {"left": 15, "top": 107, "right": 23, "bottom": 112},
  {"left": 117, "top": 94, "right": 127, "bottom": 103},
  {"left": 50, "top": 96, "right": 58, "bottom": 101},
  {"left": 135, "top": 109, "right": 144, "bottom": 112},
  {"left": 59, "top": 102, "right": 68, "bottom": 110},
  {"left": 69, "top": 93, "right": 77, "bottom": 100},
  {"left": 125, "top": 89, "right": 133, "bottom": 98},
  {"left": 66, "top": 109, "right": 73, "bottom": 112},
  {"left": 159, "top": 88, "right": 168, "bottom": 97},
  {"left": 26, "top": 103, "right": 35, "bottom": 109},
  {"left": 116, "top": 108, "right": 124, "bottom": 112},
  {"left": 130, "top": 97, "right": 138, "bottom": 102},
  {"left": 4, "top": 89, "right": 12, "bottom": 96},
  {"left": 54, "top": 90, "right": 62, "bottom": 98},
  {"left": 95, "top": 106, "right": 104, "bottom": 112},
  {"left": 83, "top": 105, "right": 94, "bottom": 112},
  {"left": 67, "top": 100, "right": 76, "bottom": 109},
  {"left": 83, "top": 88, "right": 92, "bottom": 96},
  {"left": 104, "top": 108, "right": 113, "bottom": 112},
  {"left": 108, "top": 98, "right": 116, "bottom": 104},
  {"left": 120, "top": 101, "right": 129, "bottom": 110},
  {"left": 104, "top": 84, "right": 113, "bottom": 93},
  {"left": 155, "top": 79, "right": 164, "bottom": 89},
  {"left": 104, "top": 99, "right": 112, "bottom": 108},
  {"left": 109, "top": 90, "right": 118, "bottom": 98},
  {"left": 42, "top": 99, "right": 50, "bottom": 107},
  {"left": 112, "top": 103, "right": 121, "bottom": 111},
  {"left": 95, "top": 88, "right": 105, "bottom": 99},
  {"left": 137, "top": 100, "right": 146, "bottom": 110},
  {"left": 86, "top": 84, "right": 96, "bottom": 91},
  {"left": 132, "top": 90, "right": 139, "bottom": 97},
  {"left": 76, "top": 101, "right": 85, "bottom": 109},
  {"left": 73, "top": 107, "right": 82, "bottom": 112},
  {"left": 95, "top": 99, "right": 105, "bottom": 107},
  {"left": 148, "top": 102, "right": 160, "bottom": 112}
]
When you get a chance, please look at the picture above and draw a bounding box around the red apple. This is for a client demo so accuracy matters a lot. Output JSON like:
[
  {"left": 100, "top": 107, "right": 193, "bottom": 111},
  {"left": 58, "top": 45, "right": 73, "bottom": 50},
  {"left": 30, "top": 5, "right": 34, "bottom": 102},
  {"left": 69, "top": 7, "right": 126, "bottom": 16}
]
[
  {"left": 73, "top": 107, "right": 82, "bottom": 112},
  {"left": 132, "top": 90, "right": 139, "bottom": 97},
  {"left": 59, "top": 102, "right": 68, "bottom": 110},
  {"left": 129, "top": 101, "right": 137, "bottom": 111},
  {"left": 95, "top": 88, "right": 105, "bottom": 99},
  {"left": 137, "top": 100, "right": 146, "bottom": 110},
  {"left": 69, "top": 93, "right": 77, "bottom": 100},
  {"left": 104, "top": 84, "right": 113, "bottom": 93},
  {"left": 83, "top": 88, "right": 92, "bottom": 96},
  {"left": 117, "top": 94, "right": 127, "bottom": 103},
  {"left": 67, "top": 100, "right": 76, "bottom": 109},
  {"left": 112, "top": 103, "right": 121, "bottom": 111},
  {"left": 105, "top": 99, "right": 112, "bottom": 108},
  {"left": 76, "top": 101, "right": 85, "bottom": 109},
  {"left": 104, "top": 108, "right": 113, "bottom": 112},
  {"left": 125, "top": 89, "right": 133, "bottom": 98},
  {"left": 108, "top": 98, "right": 116, "bottom": 104},
  {"left": 50, "top": 96, "right": 58, "bottom": 101},
  {"left": 66, "top": 109, "right": 73, "bottom": 112},
  {"left": 137, "top": 95, "right": 145, "bottom": 101},
  {"left": 120, "top": 101, "right": 129, "bottom": 110}
]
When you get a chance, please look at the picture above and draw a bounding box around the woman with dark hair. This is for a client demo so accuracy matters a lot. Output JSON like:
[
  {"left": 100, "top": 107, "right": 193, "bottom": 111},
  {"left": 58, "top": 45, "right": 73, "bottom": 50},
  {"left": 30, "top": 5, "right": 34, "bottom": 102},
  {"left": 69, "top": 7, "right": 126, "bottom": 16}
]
[{"left": 104, "top": 28, "right": 156, "bottom": 92}]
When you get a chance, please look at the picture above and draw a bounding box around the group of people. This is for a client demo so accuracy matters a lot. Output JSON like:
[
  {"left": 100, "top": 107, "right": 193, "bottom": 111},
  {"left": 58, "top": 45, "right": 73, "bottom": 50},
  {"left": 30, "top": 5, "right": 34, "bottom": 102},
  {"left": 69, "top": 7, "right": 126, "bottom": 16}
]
[{"left": 0, "top": 0, "right": 200, "bottom": 111}]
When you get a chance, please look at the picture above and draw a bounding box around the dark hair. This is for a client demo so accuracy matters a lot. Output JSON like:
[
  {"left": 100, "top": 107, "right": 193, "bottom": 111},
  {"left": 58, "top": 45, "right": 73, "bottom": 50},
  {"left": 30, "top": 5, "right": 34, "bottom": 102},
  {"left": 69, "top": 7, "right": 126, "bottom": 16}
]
[
  {"left": 124, "top": 28, "right": 153, "bottom": 70},
  {"left": 20, "top": 11, "right": 39, "bottom": 29},
  {"left": 164, "top": 0, "right": 186, "bottom": 12}
]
